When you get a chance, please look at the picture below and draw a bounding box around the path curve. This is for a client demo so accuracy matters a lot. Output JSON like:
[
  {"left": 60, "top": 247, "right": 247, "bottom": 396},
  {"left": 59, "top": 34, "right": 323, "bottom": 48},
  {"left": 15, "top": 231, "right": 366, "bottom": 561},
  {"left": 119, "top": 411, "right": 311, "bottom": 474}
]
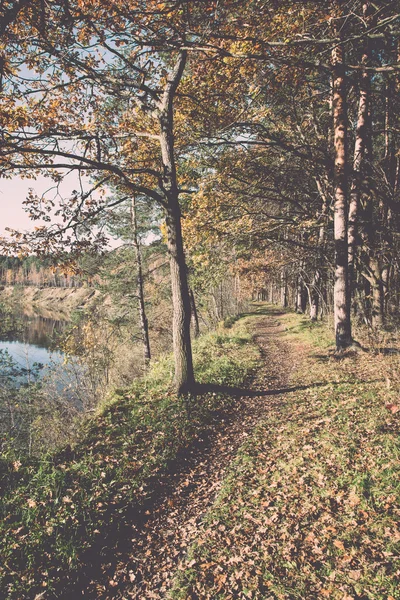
[{"left": 84, "top": 312, "right": 297, "bottom": 599}]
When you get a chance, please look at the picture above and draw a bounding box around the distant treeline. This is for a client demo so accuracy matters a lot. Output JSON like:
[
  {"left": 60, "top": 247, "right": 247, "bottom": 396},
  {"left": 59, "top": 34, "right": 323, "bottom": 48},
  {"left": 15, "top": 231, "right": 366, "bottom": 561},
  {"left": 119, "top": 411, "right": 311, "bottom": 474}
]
[{"left": 0, "top": 256, "right": 100, "bottom": 288}]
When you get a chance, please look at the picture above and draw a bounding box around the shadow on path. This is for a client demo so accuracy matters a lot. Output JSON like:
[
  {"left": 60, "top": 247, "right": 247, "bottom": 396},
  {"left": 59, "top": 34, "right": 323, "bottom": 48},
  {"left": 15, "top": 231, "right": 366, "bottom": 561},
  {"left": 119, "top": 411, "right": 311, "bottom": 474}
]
[
  {"left": 195, "top": 377, "right": 384, "bottom": 398},
  {"left": 195, "top": 381, "right": 337, "bottom": 398}
]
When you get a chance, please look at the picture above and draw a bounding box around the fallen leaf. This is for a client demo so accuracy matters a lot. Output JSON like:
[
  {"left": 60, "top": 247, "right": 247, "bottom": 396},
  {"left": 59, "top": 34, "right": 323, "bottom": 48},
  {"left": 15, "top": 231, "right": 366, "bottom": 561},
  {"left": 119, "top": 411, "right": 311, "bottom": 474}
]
[{"left": 333, "top": 540, "right": 345, "bottom": 551}]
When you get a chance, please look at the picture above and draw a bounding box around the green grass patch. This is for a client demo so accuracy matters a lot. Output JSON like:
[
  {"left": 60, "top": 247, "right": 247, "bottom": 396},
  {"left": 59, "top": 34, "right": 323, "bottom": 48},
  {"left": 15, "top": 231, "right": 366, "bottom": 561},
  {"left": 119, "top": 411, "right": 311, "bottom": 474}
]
[
  {"left": 0, "top": 317, "right": 260, "bottom": 599},
  {"left": 280, "top": 311, "right": 335, "bottom": 350},
  {"left": 171, "top": 308, "right": 400, "bottom": 600}
]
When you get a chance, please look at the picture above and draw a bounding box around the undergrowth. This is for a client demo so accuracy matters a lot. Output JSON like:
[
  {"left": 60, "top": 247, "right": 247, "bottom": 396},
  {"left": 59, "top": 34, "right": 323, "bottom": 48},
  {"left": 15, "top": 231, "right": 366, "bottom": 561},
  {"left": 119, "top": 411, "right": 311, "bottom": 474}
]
[
  {"left": 171, "top": 309, "right": 400, "bottom": 600},
  {"left": 0, "top": 318, "right": 260, "bottom": 599}
]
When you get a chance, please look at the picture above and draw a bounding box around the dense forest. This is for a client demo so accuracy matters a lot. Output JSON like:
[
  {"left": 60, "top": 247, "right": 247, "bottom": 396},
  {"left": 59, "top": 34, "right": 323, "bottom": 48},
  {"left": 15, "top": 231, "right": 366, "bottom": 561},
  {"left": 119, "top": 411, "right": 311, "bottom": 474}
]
[
  {"left": 0, "top": 255, "right": 97, "bottom": 286},
  {"left": 1, "top": 0, "right": 400, "bottom": 391},
  {"left": 0, "top": 1, "right": 400, "bottom": 599}
]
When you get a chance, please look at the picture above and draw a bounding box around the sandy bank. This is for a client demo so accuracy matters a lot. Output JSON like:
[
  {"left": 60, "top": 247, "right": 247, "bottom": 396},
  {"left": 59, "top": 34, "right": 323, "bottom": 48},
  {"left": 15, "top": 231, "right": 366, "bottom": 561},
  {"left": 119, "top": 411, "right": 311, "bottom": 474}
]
[{"left": 0, "top": 286, "right": 101, "bottom": 311}]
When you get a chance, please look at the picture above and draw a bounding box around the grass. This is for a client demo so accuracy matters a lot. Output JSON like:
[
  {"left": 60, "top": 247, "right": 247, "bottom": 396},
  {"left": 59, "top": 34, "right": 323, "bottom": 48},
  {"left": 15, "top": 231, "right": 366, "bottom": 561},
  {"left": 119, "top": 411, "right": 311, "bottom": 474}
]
[
  {"left": 170, "top": 309, "right": 400, "bottom": 600},
  {"left": 0, "top": 317, "right": 261, "bottom": 599}
]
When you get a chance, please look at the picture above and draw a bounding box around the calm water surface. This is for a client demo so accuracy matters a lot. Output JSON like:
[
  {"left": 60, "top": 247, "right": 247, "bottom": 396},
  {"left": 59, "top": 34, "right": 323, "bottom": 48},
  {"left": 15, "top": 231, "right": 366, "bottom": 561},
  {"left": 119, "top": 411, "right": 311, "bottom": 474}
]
[{"left": 0, "top": 308, "right": 70, "bottom": 374}]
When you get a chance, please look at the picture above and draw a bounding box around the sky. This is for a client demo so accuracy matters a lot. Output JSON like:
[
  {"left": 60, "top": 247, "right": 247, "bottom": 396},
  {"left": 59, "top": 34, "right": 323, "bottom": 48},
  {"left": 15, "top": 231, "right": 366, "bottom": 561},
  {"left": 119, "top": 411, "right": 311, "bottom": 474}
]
[
  {"left": 0, "top": 175, "right": 55, "bottom": 236},
  {"left": 0, "top": 177, "right": 76, "bottom": 236},
  {"left": 0, "top": 174, "right": 121, "bottom": 250}
]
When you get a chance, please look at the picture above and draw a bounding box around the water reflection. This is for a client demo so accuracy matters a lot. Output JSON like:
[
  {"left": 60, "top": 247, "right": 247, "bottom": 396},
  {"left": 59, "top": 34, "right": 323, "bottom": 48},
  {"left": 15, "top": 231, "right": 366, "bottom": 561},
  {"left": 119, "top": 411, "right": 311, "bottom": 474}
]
[
  {"left": 2, "top": 315, "right": 68, "bottom": 348},
  {"left": 0, "top": 306, "right": 70, "bottom": 370}
]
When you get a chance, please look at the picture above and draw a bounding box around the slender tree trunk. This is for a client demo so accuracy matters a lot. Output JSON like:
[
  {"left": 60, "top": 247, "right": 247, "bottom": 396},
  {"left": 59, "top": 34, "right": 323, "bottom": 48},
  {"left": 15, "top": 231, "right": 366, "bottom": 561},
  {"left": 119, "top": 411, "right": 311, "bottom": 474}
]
[
  {"left": 295, "top": 277, "right": 302, "bottom": 313},
  {"left": 189, "top": 288, "right": 200, "bottom": 338},
  {"left": 382, "top": 263, "right": 390, "bottom": 315},
  {"left": 311, "top": 177, "right": 329, "bottom": 322},
  {"left": 212, "top": 290, "right": 220, "bottom": 320},
  {"left": 296, "top": 274, "right": 307, "bottom": 314},
  {"left": 332, "top": 26, "right": 352, "bottom": 349},
  {"left": 384, "top": 73, "right": 396, "bottom": 188},
  {"left": 369, "top": 258, "right": 384, "bottom": 328},
  {"left": 131, "top": 197, "right": 151, "bottom": 366},
  {"left": 348, "top": 4, "right": 372, "bottom": 305},
  {"left": 309, "top": 270, "right": 321, "bottom": 321},
  {"left": 235, "top": 274, "right": 240, "bottom": 313},
  {"left": 281, "top": 269, "right": 287, "bottom": 308},
  {"left": 159, "top": 51, "right": 195, "bottom": 394}
]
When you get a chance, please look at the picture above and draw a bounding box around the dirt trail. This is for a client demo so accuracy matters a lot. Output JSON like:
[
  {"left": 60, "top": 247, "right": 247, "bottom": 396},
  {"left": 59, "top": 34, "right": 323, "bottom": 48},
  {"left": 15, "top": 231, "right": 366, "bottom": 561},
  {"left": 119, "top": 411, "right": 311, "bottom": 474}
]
[{"left": 84, "top": 311, "right": 300, "bottom": 599}]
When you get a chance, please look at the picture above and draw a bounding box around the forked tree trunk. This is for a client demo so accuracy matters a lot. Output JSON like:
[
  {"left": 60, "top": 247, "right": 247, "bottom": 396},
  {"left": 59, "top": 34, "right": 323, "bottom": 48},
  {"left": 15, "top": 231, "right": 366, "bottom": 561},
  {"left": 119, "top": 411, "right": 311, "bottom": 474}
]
[
  {"left": 159, "top": 51, "right": 195, "bottom": 394},
  {"left": 131, "top": 197, "right": 151, "bottom": 366},
  {"left": 332, "top": 26, "right": 352, "bottom": 349}
]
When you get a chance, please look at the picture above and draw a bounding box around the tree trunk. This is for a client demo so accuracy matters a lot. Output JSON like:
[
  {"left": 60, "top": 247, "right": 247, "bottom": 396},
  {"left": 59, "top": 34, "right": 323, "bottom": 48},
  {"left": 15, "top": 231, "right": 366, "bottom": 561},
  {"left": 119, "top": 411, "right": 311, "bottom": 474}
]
[
  {"left": 296, "top": 275, "right": 307, "bottom": 314},
  {"left": 382, "top": 263, "right": 390, "bottom": 316},
  {"left": 332, "top": 26, "right": 352, "bottom": 349},
  {"left": 281, "top": 269, "right": 287, "bottom": 308},
  {"left": 189, "top": 288, "right": 200, "bottom": 338},
  {"left": 159, "top": 51, "right": 195, "bottom": 394},
  {"left": 131, "top": 197, "right": 151, "bottom": 366},
  {"left": 309, "top": 270, "right": 321, "bottom": 321},
  {"left": 164, "top": 201, "right": 195, "bottom": 393},
  {"left": 348, "top": 3, "right": 372, "bottom": 305},
  {"left": 369, "top": 258, "right": 385, "bottom": 329},
  {"left": 310, "top": 177, "right": 329, "bottom": 322}
]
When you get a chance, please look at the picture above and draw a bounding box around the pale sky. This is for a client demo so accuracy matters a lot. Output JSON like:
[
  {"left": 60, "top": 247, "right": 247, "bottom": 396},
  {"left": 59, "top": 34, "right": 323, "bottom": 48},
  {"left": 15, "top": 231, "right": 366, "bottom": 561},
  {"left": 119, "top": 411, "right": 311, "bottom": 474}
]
[
  {"left": 0, "top": 175, "right": 58, "bottom": 235},
  {"left": 0, "top": 175, "right": 120, "bottom": 249}
]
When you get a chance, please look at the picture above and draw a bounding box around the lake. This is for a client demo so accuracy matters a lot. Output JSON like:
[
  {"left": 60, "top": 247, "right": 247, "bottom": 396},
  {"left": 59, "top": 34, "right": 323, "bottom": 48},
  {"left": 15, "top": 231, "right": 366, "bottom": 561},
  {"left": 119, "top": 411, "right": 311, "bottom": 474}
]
[{"left": 0, "top": 308, "right": 70, "bottom": 378}]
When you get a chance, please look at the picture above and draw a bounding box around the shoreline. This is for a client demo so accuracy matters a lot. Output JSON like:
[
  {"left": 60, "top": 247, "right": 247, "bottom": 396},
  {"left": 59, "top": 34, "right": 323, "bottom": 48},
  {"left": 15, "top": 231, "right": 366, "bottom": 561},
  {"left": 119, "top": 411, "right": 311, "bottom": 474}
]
[{"left": 0, "top": 285, "right": 101, "bottom": 311}]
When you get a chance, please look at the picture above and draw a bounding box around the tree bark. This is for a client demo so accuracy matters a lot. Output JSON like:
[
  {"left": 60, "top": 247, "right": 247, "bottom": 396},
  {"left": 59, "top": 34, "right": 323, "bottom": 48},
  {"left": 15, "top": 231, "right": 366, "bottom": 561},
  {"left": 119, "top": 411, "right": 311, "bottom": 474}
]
[
  {"left": 382, "top": 263, "right": 390, "bottom": 316},
  {"left": 369, "top": 258, "right": 385, "bottom": 329},
  {"left": 348, "top": 2, "right": 373, "bottom": 305},
  {"left": 310, "top": 177, "right": 329, "bottom": 322},
  {"left": 131, "top": 197, "right": 151, "bottom": 366},
  {"left": 309, "top": 270, "right": 321, "bottom": 321},
  {"left": 280, "top": 269, "right": 287, "bottom": 308},
  {"left": 159, "top": 51, "right": 195, "bottom": 394},
  {"left": 189, "top": 288, "right": 200, "bottom": 338},
  {"left": 296, "top": 273, "right": 307, "bottom": 314},
  {"left": 332, "top": 24, "right": 352, "bottom": 349},
  {"left": 164, "top": 200, "right": 195, "bottom": 394}
]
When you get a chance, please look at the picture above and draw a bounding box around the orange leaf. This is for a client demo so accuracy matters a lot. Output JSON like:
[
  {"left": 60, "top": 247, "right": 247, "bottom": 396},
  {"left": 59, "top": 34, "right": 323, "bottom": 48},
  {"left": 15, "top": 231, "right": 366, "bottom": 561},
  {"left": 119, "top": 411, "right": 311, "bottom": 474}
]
[
  {"left": 385, "top": 404, "right": 400, "bottom": 414},
  {"left": 333, "top": 540, "right": 345, "bottom": 551}
]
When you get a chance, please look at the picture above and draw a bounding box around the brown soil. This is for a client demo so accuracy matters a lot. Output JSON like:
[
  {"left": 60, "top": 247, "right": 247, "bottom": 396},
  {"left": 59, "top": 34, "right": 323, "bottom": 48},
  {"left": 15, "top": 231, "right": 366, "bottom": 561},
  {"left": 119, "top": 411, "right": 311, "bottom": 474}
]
[{"left": 77, "top": 312, "right": 303, "bottom": 600}]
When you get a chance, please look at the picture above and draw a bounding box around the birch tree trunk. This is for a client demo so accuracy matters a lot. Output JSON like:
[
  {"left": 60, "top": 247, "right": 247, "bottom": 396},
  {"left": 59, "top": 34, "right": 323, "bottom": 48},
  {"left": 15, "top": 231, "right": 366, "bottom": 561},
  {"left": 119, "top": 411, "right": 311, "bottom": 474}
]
[
  {"left": 332, "top": 24, "right": 352, "bottom": 349},
  {"left": 348, "top": 2, "right": 373, "bottom": 303},
  {"left": 310, "top": 176, "right": 329, "bottom": 321},
  {"left": 309, "top": 270, "right": 321, "bottom": 321}
]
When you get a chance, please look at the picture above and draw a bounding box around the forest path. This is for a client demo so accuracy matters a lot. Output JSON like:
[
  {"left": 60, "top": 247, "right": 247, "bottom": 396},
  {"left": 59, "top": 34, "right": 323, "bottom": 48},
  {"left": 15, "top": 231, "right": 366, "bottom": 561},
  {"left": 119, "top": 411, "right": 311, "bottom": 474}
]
[{"left": 87, "top": 307, "right": 303, "bottom": 599}]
